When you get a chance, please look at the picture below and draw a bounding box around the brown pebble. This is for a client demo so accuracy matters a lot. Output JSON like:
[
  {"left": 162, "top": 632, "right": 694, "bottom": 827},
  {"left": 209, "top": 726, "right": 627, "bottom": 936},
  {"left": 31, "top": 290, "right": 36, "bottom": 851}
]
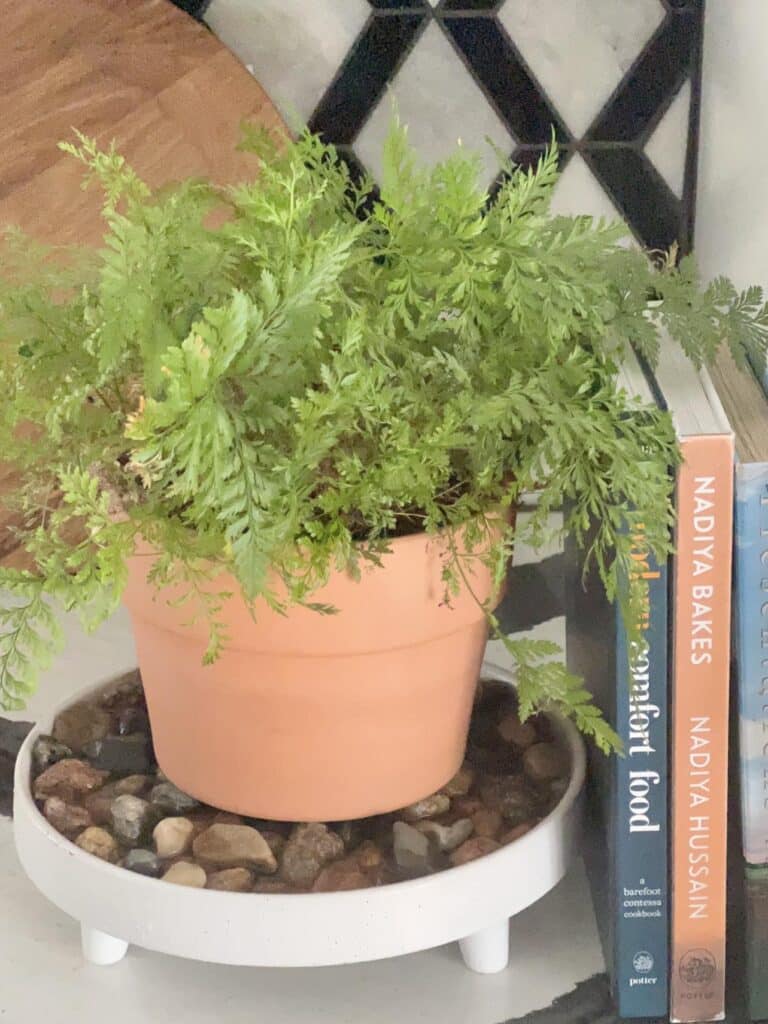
[
  {"left": 355, "top": 841, "right": 383, "bottom": 870},
  {"left": 401, "top": 794, "right": 451, "bottom": 822},
  {"left": 186, "top": 811, "right": 216, "bottom": 837},
  {"left": 334, "top": 820, "right": 364, "bottom": 849},
  {"left": 162, "top": 861, "right": 207, "bottom": 888},
  {"left": 43, "top": 796, "right": 92, "bottom": 838},
  {"left": 98, "top": 670, "right": 143, "bottom": 709},
  {"left": 452, "top": 796, "right": 484, "bottom": 818},
  {"left": 52, "top": 703, "right": 112, "bottom": 754},
  {"left": 480, "top": 775, "right": 539, "bottom": 823},
  {"left": 207, "top": 867, "right": 254, "bottom": 892},
  {"left": 84, "top": 784, "right": 119, "bottom": 825},
  {"left": 280, "top": 823, "right": 345, "bottom": 887},
  {"left": 33, "top": 759, "right": 110, "bottom": 803},
  {"left": 471, "top": 808, "right": 503, "bottom": 839},
  {"left": 261, "top": 830, "right": 287, "bottom": 859},
  {"left": 449, "top": 836, "right": 501, "bottom": 867},
  {"left": 497, "top": 713, "right": 538, "bottom": 749},
  {"left": 523, "top": 743, "right": 570, "bottom": 783},
  {"left": 441, "top": 766, "right": 475, "bottom": 797},
  {"left": 193, "top": 824, "right": 277, "bottom": 873},
  {"left": 114, "top": 774, "right": 152, "bottom": 796},
  {"left": 212, "top": 811, "right": 243, "bottom": 826},
  {"left": 252, "top": 878, "right": 297, "bottom": 894},
  {"left": 312, "top": 859, "right": 370, "bottom": 893},
  {"left": 500, "top": 823, "right": 534, "bottom": 844},
  {"left": 75, "top": 826, "right": 119, "bottom": 863}
]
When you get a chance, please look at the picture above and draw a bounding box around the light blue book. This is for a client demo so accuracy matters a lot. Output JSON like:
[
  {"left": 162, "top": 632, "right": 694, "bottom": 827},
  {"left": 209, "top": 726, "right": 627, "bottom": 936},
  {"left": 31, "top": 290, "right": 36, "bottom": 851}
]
[{"left": 709, "top": 350, "right": 768, "bottom": 1021}]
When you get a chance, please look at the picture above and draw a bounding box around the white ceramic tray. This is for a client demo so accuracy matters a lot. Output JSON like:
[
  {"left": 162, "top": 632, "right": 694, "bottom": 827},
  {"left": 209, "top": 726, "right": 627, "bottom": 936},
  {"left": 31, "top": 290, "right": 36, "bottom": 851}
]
[{"left": 14, "top": 679, "right": 585, "bottom": 973}]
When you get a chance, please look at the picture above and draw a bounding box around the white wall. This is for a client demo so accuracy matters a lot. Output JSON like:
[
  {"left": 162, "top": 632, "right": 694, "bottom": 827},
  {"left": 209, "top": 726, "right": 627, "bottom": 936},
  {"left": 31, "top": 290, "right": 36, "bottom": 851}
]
[{"left": 696, "top": 0, "right": 768, "bottom": 289}]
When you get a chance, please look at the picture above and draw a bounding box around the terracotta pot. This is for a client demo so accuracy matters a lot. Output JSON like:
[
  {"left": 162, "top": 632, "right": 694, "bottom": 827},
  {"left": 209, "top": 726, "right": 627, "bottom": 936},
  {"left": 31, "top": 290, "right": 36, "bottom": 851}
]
[{"left": 122, "top": 524, "right": 506, "bottom": 821}]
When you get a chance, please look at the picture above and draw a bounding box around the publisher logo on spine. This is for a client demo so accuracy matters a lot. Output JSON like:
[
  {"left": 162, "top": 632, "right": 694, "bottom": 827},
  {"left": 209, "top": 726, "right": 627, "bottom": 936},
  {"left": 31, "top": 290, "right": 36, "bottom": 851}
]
[
  {"left": 633, "top": 951, "right": 654, "bottom": 974},
  {"left": 678, "top": 949, "right": 716, "bottom": 985}
]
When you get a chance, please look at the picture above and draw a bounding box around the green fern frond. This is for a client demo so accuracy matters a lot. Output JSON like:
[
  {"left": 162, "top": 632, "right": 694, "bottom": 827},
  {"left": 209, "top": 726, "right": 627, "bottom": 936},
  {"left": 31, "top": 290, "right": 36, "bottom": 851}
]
[
  {"left": 495, "top": 631, "right": 622, "bottom": 755},
  {"left": 0, "top": 117, "right": 765, "bottom": 732},
  {"left": 59, "top": 131, "right": 150, "bottom": 211},
  {"left": 0, "top": 572, "right": 63, "bottom": 710}
]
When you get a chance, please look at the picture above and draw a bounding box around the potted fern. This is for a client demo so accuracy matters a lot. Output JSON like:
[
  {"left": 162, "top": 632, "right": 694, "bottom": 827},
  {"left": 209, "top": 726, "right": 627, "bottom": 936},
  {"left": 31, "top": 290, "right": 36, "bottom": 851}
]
[{"left": 0, "top": 122, "right": 764, "bottom": 820}]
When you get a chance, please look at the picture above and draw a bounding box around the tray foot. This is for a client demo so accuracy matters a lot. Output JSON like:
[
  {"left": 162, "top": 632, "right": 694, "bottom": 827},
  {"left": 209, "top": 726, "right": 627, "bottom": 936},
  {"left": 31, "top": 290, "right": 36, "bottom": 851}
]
[
  {"left": 81, "top": 925, "right": 129, "bottom": 965},
  {"left": 459, "top": 920, "right": 510, "bottom": 974}
]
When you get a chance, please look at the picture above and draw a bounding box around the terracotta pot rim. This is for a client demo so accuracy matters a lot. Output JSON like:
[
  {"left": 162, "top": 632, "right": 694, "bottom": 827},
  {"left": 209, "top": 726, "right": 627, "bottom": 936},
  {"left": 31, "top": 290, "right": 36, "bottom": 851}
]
[
  {"left": 349, "top": 508, "right": 510, "bottom": 551},
  {"left": 129, "top": 506, "right": 511, "bottom": 560},
  {"left": 128, "top": 512, "right": 509, "bottom": 579},
  {"left": 126, "top": 613, "right": 491, "bottom": 657},
  {"left": 124, "top": 509, "right": 511, "bottom": 650}
]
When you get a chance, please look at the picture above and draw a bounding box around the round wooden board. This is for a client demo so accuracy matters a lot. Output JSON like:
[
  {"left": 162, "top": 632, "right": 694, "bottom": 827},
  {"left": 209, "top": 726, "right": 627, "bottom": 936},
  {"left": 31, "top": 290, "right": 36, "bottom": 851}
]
[
  {"left": 0, "top": 0, "right": 285, "bottom": 245},
  {"left": 0, "top": 0, "right": 286, "bottom": 563}
]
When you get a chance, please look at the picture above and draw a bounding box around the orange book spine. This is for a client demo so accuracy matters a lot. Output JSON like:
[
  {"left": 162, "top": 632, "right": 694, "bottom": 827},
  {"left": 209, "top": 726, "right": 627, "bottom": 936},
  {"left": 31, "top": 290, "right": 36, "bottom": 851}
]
[{"left": 670, "top": 434, "right": 734, "bottom": 1022}]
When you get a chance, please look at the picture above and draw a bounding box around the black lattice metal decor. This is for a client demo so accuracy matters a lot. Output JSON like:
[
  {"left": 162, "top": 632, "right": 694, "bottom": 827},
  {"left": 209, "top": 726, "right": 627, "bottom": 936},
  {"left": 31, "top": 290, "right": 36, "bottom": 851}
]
[
  {"left": 179, "top": 0, "right": 705, "bottom": 253},
  {"left": 310, "top": 1, "right": 703, "bottom": 252}
]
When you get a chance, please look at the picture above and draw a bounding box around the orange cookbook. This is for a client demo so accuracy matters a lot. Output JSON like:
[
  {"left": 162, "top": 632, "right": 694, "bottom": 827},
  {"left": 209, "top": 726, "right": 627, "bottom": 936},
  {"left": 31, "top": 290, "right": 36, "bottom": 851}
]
[
  {"left": 670, "top": 436, "right": 733, "bottom": 1021},
  {"left": 653, "top": 340, "right": 735, "bottom": 1023}
]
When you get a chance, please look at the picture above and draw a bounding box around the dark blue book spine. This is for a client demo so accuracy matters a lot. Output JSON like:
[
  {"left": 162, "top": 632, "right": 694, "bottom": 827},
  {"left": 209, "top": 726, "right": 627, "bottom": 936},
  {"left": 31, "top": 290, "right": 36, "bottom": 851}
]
[
  {"left": 565, "top": 524, "right": 669, "bottom": 1019},
  {"left": 612, "top": 538, "right": 669, "bottom": 1017}
]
